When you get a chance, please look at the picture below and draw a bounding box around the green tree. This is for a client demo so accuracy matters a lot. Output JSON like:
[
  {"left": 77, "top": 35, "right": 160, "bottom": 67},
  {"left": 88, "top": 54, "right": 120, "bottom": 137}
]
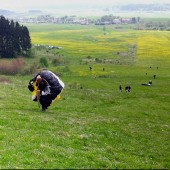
[{"left": 0, "top": 16, "right": 31, "bottom": 58}]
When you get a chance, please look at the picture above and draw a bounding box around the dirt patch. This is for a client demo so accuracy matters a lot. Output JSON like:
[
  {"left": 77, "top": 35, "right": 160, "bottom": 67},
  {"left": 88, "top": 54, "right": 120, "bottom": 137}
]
[{"left": 0, "top": 77, "right": 11, "bottom": 83}]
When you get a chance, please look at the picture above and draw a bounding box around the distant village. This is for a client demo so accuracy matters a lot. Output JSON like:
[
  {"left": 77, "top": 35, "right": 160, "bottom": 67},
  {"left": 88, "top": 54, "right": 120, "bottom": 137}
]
[
  {"left": 14, "top": 15, "right": 138, "bottom": 25},
  {"left": 5, "top": 13, "right": 169, "bottom": 30}
]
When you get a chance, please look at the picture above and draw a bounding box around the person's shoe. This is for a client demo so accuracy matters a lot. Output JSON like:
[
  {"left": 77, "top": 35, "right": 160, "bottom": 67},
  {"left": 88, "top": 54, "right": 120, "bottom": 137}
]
[
  {"left": 42, "top": 108, "right": 46, "bottom": 111},
  {"left": 42, "top": 107, "right": 47, "bottom": 111}
]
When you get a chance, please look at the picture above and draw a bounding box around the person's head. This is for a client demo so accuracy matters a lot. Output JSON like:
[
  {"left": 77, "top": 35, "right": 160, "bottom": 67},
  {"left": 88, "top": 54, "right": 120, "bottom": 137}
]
[{"left": 36, "top": 75, "right": 42, "bottom": 83}]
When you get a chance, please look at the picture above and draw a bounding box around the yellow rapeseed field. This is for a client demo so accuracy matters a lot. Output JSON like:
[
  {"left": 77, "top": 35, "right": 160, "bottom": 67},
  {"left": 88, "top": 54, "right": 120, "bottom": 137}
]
[
  {"left": 137, "top": 31, "right": 170, "bottom": 66},
  {"left": 29, "top": 25, "right": 170, "bottom": 66}
]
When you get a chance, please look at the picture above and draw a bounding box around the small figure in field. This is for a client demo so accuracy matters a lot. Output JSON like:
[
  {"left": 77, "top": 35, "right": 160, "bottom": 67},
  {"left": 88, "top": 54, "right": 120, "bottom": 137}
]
[
  {"left": 89, "top": 66, "right": 92, "bottom": 71},
  {"left": 103, "top": 68, "right": 105, "bottom": 71},
  {"left": 128, "top": 86, "right": 131, "bottom": 92},
  {"left": 148, "top": 80, "right": 152, "bottom": 85},
  {"left": 125, "top": 85, "right": 131, "bottom": 93},
  {"left": 146, "top": 73, "right": 147, "bottom": 75},
  {"left": 141, "top": 80, "right": 152, "bottom": 86},
  {"left": 119, "top": 85, "right": 122, "bottom": 92},
  {"left": 94, "top": 74, "right": 96, "bottom": 79},
  {"left": 150, "top": 66, "right": 152, "bottom": 69},
  {"left": 153, "top": 75, "right": 156, "bottom": 79}
]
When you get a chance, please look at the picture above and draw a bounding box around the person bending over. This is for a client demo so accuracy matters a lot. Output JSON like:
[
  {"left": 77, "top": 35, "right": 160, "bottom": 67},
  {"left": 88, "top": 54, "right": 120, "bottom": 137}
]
[{"left": 28, "top": 70, "right": 64, "bottom": 111}]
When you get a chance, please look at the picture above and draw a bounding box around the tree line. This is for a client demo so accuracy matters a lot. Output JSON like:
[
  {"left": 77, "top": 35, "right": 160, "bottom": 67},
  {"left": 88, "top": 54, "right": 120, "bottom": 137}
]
[{"left": 0, "top": 16, "right": 31, "bottom": 58}]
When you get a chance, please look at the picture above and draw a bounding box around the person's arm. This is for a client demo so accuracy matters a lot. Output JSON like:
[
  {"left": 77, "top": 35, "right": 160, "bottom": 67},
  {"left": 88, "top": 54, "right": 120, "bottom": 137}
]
[
  {"left": 29, "top": 73, "right": 40, "bottom": 84},
  {"left": 28, "top": 73, "right": 40, "bottom": 92}
]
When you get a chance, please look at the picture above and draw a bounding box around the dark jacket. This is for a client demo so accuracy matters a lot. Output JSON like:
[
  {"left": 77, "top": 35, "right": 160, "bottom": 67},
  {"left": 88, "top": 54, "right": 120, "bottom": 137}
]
[
  {"left": 28, "top": 70, "right": 64, "bottom": 110},
  {"left": 28, "top": 70, "right": 64, "bottom": 95}
]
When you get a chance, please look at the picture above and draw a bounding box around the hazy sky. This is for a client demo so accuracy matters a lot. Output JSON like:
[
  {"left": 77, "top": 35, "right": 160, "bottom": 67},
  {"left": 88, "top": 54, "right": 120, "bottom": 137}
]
[{"left": 0, "top": 0, "right": 170, "bottom": 11}]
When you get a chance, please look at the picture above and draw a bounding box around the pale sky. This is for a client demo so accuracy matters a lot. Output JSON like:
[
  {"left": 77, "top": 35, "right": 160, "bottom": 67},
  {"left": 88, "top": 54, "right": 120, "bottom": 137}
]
[{"left": 0, "top": 0, "right": 169, "bottom": 11}]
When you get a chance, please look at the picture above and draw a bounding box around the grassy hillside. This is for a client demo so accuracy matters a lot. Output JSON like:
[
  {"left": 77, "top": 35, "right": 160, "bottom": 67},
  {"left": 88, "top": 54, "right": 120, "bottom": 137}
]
[
  {"left": 0, "top": 24, "right": 169, "bottom": 169},
  {"left": 28, "top": 24, "right": 170, "bottom": 66}
]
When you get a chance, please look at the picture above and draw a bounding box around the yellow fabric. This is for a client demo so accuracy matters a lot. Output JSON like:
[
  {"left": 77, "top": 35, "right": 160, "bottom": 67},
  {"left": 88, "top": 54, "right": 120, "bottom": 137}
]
[
  {"left": 32, "top": 82, "right": 38, "bottom": 97},
  {"left": 31, "top": 81, "right": 61, "bottom": 104}
]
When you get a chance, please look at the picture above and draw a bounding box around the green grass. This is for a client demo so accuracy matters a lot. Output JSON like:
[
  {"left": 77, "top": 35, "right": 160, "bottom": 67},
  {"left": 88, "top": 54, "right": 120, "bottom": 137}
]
[
  {"left": 0, "top": 24, "right": 170, "bottom": 169},
  {"left": 27, "top": 24, "right": 170, "bottom": 67}
]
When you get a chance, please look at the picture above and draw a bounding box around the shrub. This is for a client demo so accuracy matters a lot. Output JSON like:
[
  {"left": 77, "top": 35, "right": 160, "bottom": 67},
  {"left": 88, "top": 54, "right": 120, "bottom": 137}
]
[
  {"left": 20, "top": 62, "right": 38, "bottom": 75},
  {"left": 87, "top": 55, "right": 92, "bottom": 59},
  {"left": 95, "top": 58, "right": 102, "bottom": 63},
  {"left": 39, "top": 57, "right": 48, "bottom": 67},
  {"left": 62, "top": 66, "right": 70, "bottom": 72},
  {"left": 51, "top": 56, "right": 62, "bottom": 66},
  {"left": 0, "top": 58, "right": 25, "bottom": 75}
]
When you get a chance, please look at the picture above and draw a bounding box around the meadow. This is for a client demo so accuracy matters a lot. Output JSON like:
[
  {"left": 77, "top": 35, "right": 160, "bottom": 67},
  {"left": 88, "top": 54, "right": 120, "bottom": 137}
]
[{"left": 0, "top": 23, "right": 170, "bottom": 169}]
